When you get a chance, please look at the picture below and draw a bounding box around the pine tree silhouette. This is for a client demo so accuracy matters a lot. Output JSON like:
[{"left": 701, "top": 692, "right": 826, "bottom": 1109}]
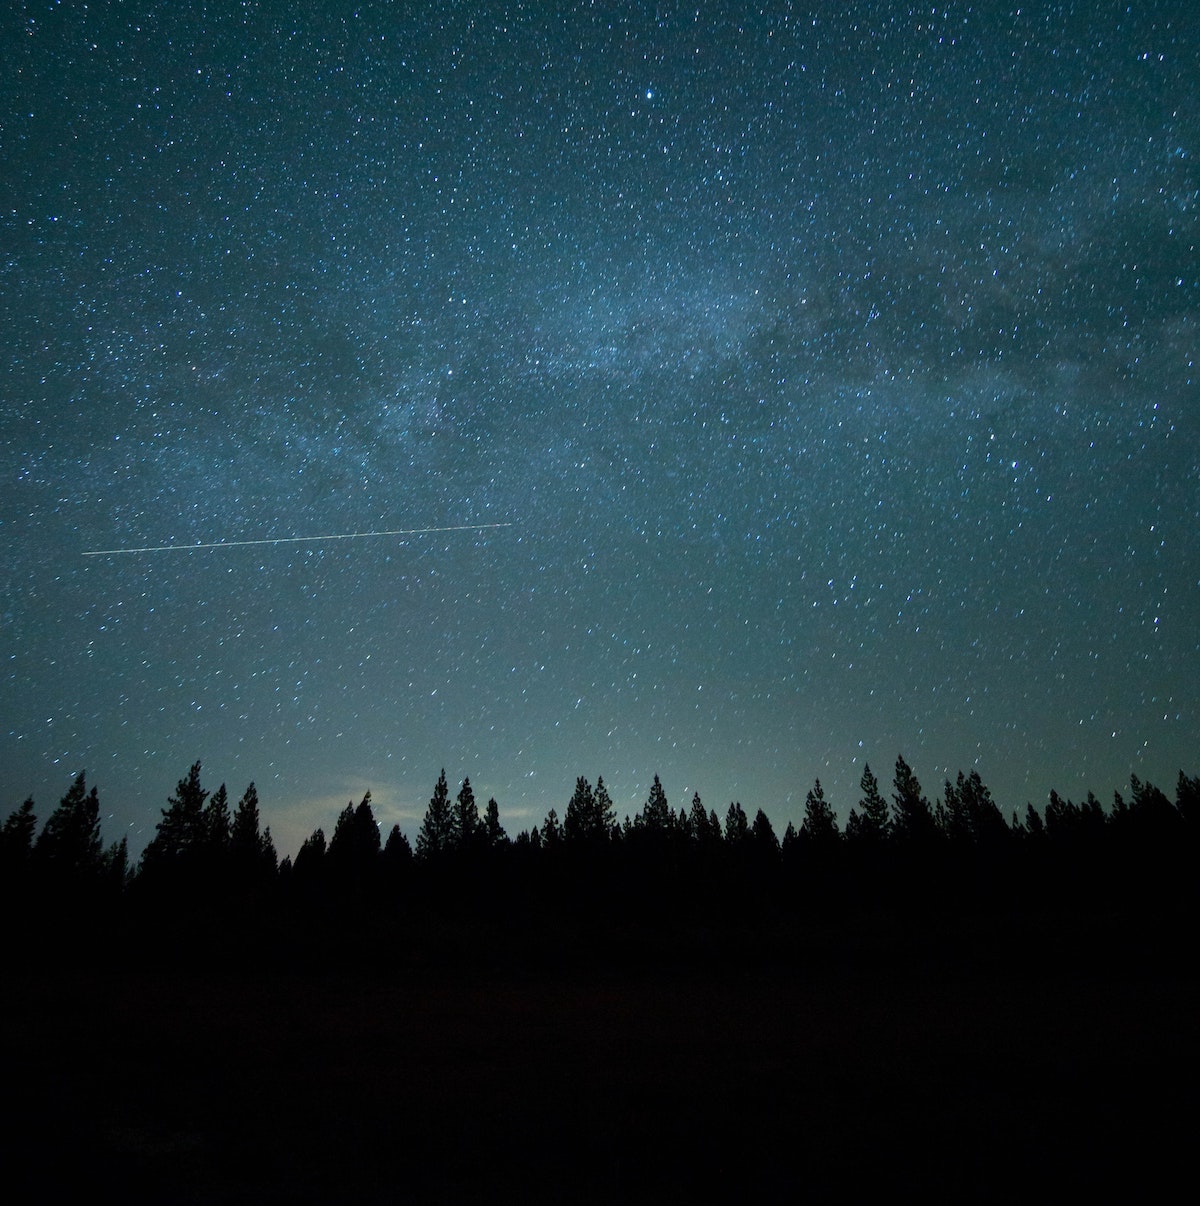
[
  {"left": 230, "top": 783, "right": 277, "bottom": 888},
  {"left": 541, "top": 808, "right": 563, "bottom": 847},
  {"left": 640, "top": 775, "right": 672, "bottom": 834},
  {"left": 686, "top": 792, "right": 721, "bottom": 846},
  {"left": 483, "top": 798, "right": 508, "bottom": 849},
  {"left": 140, "top": 761, "right": 209, "bottom": 886},
  {"left": 799, "top": 779, "right": 840, "bottom": 848},
  {"left": 329, "top": 793, "right": 381, "bottom": 875},
  {"left": 891, "top": 755, "right": 938, "bottom": 846},
  {"left": 203, "top": 784, "right": 232, "bottom": 857},
  {"left": 34, "top": 772, "right": 102, "bottom": 880},
  {"left": 846, "top": 762, "right": 890, "bottom": 844},
  {"left": 451, "top": 778, "right": 481, "bottom": 851},
  {"left": 416, "top": 770, "right": 454, "bottom": 861},
  {"left": 724, "top": 801, "right": 749, "bottom": 844},
  {"left": 564, "top": 777, "right": 597, "bottom": 843},
  {"left": 749, "top": 808, "right": 781, "bottom": 859}
]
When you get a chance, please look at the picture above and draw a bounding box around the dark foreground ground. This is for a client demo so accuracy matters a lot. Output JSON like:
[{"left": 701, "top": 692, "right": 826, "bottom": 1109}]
[{"left": 2, "top": 910, "right": 1194, "bottom": 1202}]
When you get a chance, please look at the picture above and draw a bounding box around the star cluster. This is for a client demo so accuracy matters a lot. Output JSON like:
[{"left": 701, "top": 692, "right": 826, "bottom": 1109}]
[{"left": 3, "top": 2, "right": 1197, "bottom": 855}]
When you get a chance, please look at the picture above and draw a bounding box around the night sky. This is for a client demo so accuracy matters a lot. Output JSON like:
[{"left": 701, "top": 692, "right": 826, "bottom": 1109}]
[{"left": 4, "top": 2, "right": 1198, "bottom": 858}]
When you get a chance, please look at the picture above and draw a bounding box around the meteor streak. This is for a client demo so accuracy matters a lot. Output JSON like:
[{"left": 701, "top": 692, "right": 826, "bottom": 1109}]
[{"left": 83, "top": 522, "right": 514, "bottom": 556}]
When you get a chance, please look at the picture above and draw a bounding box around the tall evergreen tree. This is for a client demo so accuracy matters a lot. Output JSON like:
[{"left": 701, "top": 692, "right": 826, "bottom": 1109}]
[
  {"left": 891, "top": 755, "right": 938, "bottom": 846},
  {"left": 564, "top": 777, "right": 597, "bottom": 843},
  {"left": 594, "top": 777, "right": 617, "bottom": 838},
  {"left": 938, "top": 769, "right": 1005, "bottom": 846},
  {"left": 230, "top": 783, "right": 277, "bottom": 881},
  {"left": 799, "top": 779, "right": 840, "bottom": 847},
  {"left": 959, "top": 770, "right": 1007, "bottom": 845},
  {"left": 452, "top": 778, "right": 481, "bottom": 851},
  {"left": 564, "top": 776, "right": 614, "bottom": 845},
  {"left": 541, "top": 808, "right": 563, "bottom": 847},
  {"left": 329, "top": 793, "right": 381, "bottom": 871},
  {"left": 846, "top": 763, "right": 890, "bottom": 844},
  {"left": 640, "top": 775, "right": 672, "bottom": 834},
  {"left": 483, "top": 797, "right": 508, "bottom": 848},
  {"left": 230, "top": 782, "right": 262, "bottom": 855},
  {"left": 141, "top": 761, "right": 209, "bottom": 879},
  {"left": 102, "top": 837, "right": 130, "bottom": 895},
  {"left": 416, "top": 770, "right": 454, "bottom": 861},
  {"left": 749, "top": 808, "right": 781, "bottom": 859},
  {"left": 687, "top": 792, "right": 721, "bottom": 845},
  {"left": 202, "top": 784, "right": 232, "bottom": 857},
  {"left": 724, "top": 801, "right": 749, "bottom": 844},
  {"left": 34, "top": 772, "right": 102, "bottom": 878}
]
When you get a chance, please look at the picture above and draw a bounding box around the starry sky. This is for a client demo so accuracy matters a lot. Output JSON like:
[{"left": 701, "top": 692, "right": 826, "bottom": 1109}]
[{"left": 3, "top": 1, "right": 1198, "bottom": 858}]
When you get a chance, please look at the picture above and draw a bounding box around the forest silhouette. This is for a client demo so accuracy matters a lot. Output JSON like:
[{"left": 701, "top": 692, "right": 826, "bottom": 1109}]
[
  {"left": 3, "top": 755, "right": 1195, "bottom": 940},
  {"left": 2, "top": 757, "right": 1196, "bottom": 1201}
]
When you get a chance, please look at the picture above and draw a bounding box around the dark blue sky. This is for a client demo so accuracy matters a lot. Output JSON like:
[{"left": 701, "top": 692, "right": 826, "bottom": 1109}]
[{"left": 3, "top": 1, "right": 1197, "bottom": 857}]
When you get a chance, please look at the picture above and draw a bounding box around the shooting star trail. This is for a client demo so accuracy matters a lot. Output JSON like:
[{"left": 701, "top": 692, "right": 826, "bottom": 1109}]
[{"left": 83, "top": 522, "right": 515, "bottom": 556}]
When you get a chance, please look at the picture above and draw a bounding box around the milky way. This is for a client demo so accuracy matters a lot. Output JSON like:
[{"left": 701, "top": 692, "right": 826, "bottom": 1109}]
[{"left": 3, "top": 2, "right": 1197, "bottom": 856}]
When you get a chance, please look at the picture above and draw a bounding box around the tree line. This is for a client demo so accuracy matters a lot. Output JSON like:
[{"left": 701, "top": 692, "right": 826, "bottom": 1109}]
[{"left": 3, "top": 755, "right": 1196, "bottom": 927}]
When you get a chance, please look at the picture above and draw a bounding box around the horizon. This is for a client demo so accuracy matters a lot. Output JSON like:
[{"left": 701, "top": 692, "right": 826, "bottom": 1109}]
[{"left": 9, "top": 752, "right": 1193, "bottom": 865}]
